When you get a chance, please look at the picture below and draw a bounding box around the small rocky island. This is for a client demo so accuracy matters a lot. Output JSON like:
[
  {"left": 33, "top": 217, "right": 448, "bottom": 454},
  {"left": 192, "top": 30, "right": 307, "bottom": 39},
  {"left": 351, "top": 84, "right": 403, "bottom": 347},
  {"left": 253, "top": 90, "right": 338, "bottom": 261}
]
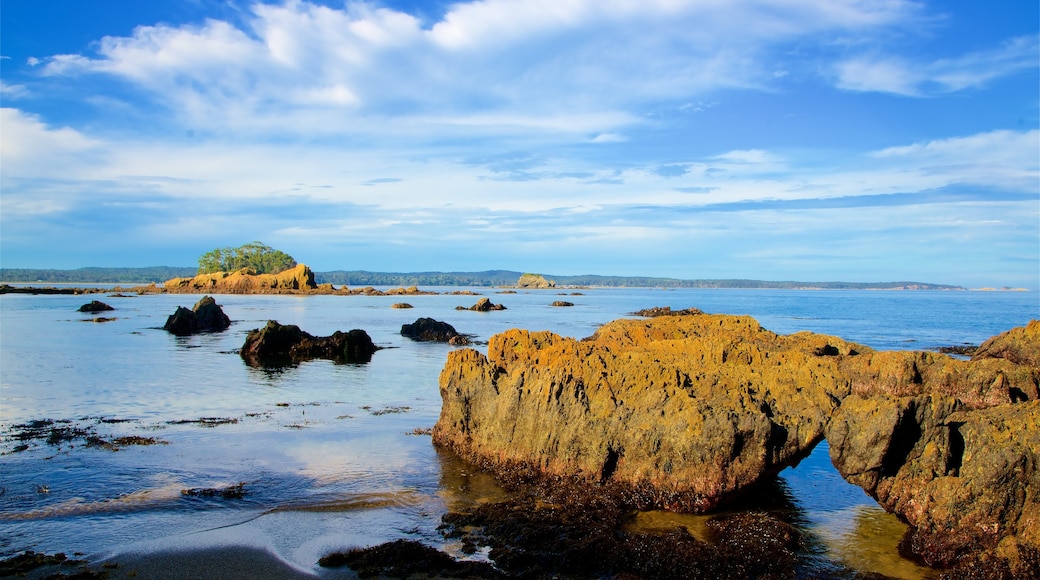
[{"left": 432, "top": 313, "right": 1040, "bottom": 575}]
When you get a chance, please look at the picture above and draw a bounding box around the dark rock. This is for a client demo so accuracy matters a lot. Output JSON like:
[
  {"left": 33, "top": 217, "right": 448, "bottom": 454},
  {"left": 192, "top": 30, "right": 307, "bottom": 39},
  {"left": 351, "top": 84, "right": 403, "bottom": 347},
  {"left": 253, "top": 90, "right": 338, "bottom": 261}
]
[
  {"left": 631, "top": 306, "right": 705, "bottom": 317},
  {"left": 319, "top": 539, "right": 504, "bottom": 578},
  {"left": 78, "top": 300, "right": 114, "bottom": 313},
  {"left": 551, "top": 301, "right": 574, "bottom": 307},
  {"left": 240, "top": 320, "right": 379, "bottom": 365},
  {"left": 456, "top": 297, "right": 506, "bottom": 311},
  {"left": 401, "top": 317, "right": 460, "bottom": 342},
  {"left": 163, "top": 296, "right": 231, "bottom": 335},
  {"left": 436, "top": 475, "right": 802, "bottom": 579}
]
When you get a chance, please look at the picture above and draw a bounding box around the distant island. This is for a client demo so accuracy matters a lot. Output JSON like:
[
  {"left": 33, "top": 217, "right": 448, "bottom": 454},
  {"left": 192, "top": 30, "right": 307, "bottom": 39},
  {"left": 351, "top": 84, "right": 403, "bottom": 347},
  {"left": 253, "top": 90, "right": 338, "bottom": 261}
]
[{"left": 0, "top": 266, "right": 973, "bottom": 290}]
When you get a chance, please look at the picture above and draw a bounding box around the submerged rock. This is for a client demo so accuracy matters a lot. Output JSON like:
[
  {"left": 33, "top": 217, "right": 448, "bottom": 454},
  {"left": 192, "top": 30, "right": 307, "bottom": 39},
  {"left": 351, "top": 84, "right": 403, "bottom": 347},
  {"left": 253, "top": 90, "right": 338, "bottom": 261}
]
[
  {"left": 240, "top": 320, "right": 379, "bottom": 365},
  {"left": 401, "top": 317, "right": 461, "bottom": 342},
  {"left": 77, "top": 300, "right": 114, "bottom": 313},
  {"left": 434, "top": 313, "right": 862, "bottom": 512},
  {"left": 163, "top": 296, "right": 231, "bottom": 335}
]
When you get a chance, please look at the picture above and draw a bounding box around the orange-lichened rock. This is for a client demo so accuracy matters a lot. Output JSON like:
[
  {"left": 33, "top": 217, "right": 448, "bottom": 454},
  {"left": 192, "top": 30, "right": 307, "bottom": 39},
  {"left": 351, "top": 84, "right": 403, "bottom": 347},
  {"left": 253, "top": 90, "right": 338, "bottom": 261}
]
[
  {"left": 163, "top": 264, "right": 317, "bottom": 294},
  {"left": 433, "top": 311, "right": 1040, "bottom": 573},
  {"left": 433, "top": 313, "right": 863, "bottom": 512}
]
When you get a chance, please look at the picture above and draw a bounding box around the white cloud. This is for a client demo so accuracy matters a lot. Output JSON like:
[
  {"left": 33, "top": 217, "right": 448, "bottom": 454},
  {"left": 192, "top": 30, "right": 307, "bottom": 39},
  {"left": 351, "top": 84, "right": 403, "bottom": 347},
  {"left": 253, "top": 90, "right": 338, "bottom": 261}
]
[
  {"left": 0, "top": 108, "right": 99, "bottom": 165},
  {"left": 0, "top": 81, "right": 30, "bottom": 99},
  {"left": 836, "top": 34, "right": 1040, "bottom": 96},
  {"left": 32, "top": 0, "right": 918, "bottom": 139}
]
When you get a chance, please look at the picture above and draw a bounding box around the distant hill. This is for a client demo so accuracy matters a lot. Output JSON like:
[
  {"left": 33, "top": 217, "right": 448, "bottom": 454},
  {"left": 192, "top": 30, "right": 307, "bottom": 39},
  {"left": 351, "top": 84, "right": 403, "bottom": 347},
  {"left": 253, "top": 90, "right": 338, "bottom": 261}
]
[
  {"left": 0, "top": 266, "right": 966, "bottom": 290},
  {"left": 0, "top": 266, "right": 198, "bottom": 284},
  {"left": 315, "top": 270, "right": 965, "bottom": 290}
]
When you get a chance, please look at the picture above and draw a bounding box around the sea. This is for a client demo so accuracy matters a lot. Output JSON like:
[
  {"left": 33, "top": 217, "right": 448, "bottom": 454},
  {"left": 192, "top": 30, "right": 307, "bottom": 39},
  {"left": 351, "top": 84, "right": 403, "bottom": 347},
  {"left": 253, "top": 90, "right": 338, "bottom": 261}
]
[{"left": 1, "top": 287, "right": 1037, "bottom": 578}]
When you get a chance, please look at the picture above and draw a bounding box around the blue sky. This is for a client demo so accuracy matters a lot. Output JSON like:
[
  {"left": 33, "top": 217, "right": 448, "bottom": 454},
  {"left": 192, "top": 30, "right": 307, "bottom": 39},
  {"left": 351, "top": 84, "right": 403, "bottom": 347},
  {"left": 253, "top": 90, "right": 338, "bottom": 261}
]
[{"left": 1, "top": 0, "right": 1037, "bottom": 288}]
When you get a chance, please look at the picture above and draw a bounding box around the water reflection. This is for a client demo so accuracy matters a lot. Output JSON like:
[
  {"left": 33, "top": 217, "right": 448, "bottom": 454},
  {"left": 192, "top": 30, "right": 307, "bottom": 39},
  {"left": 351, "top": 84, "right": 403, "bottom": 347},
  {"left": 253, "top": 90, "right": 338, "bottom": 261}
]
[
  {"left": 813, "top": 505, "right": 936, "bottom": 580},
  {"left": 433, "top": 447, "right": 512, "bottom": 513}
]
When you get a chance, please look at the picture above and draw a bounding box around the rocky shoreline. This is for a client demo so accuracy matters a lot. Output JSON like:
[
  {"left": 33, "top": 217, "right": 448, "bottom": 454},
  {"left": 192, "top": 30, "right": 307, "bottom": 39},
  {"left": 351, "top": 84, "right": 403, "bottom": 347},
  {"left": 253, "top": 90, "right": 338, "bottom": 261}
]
[{"left": 432, "top": 313, "right": 1040, "bottom": 576}]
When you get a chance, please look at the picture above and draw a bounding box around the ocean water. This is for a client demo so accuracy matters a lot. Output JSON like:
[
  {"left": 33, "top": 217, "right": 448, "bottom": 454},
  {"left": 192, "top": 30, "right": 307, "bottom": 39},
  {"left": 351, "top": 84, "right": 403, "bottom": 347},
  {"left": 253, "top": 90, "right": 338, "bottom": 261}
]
[{"left": 1, "top": 287, "right": 1036, "bottom": 578}]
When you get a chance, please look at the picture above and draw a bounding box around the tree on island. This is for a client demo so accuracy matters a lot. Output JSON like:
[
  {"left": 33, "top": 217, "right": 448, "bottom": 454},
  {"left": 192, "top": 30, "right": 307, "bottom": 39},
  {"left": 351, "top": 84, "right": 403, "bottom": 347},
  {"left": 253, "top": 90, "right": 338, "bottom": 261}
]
[{"left": 197, "top": 241, "right": 298, "bottom": 275}]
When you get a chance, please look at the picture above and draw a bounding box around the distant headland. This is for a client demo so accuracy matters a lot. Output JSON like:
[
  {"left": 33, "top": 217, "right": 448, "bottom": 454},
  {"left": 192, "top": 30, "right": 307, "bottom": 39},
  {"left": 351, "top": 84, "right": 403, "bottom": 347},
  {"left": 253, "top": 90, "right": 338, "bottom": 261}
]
[{"left": 0, "top": 265, "right": 982, "bottom": 291}]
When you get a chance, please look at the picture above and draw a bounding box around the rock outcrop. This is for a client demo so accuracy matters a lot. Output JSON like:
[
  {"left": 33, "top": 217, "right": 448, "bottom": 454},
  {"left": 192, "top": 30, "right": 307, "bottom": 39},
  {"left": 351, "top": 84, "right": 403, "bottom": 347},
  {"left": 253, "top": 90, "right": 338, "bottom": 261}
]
[
  {"left": 434, "top": 313, "right": 863, "bottom": 512},
  {"left": 826, "top": 329, "right": 1040, "bottom": 571},
  {"left": 401, "top": 318, "right": 462, "bottom": 342},
  {"left": 163, "top": 296, "right": 231, "bottom": 335},
  {"left": 516, "top": 273, "right": 555, "bottom": 289},
  {"left": 164, "top": 264, "right": 317, "bottom": 294},
  {"left": 972, "top": 319, "right": 1040, "bottom": 367},
  {"left": 78, "top": 300, "right": 114, "bottom": 313},
  {"left": 456, "top": 298, "right": 506, "bottom": 312},
  {"left": 240, "top": 320, "right": 379, "bottom": 365},
  {"left": 433, "top": 312, "right": 1040, "bottom": 573}
]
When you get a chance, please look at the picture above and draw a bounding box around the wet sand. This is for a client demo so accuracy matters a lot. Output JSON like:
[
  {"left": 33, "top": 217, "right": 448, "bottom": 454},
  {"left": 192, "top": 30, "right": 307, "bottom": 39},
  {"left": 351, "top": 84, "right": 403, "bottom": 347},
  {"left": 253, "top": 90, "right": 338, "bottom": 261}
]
[{"left": 100, "top": 546, "right": 329, "bottom": 579}]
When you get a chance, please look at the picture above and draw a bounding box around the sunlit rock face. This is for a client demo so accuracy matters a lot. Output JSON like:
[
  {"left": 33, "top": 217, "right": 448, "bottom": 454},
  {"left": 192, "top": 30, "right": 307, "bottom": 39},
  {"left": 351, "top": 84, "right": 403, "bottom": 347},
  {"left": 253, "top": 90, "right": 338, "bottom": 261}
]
[
  {"left": 434, "top": 312, "right": 1040, "bottom": 573},
  {"left": 433, "top": 313, "right": 862, "bottom": 512},
  {"left": 164, "top": 264, "right": 317, "bottom": 294},
  {"left": 827, "top": 321, "right": 1040, "bottom": 571}
]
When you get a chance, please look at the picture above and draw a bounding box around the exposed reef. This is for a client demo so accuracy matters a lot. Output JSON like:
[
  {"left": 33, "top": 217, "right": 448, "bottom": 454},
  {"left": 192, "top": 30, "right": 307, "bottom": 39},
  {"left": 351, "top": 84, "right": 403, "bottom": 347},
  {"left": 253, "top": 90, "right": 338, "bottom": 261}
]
[
  {"left": 433, "top": 312, "right": 1040, "bottom": 574},
  {"left": 240, "top": 320, "right": 380, "bottom": 365}
]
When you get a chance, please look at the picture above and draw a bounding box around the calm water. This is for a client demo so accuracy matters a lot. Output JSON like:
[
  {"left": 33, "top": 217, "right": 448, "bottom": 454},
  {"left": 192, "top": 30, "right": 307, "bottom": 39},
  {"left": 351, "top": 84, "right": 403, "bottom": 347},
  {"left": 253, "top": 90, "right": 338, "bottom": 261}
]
[{"left": 1, "top": 288, "right": 1037, "bottom": 578}]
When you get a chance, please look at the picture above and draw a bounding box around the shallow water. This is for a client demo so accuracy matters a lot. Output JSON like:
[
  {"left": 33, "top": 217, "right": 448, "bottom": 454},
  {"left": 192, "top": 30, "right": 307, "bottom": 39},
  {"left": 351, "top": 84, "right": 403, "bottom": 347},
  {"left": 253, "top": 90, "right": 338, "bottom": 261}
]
[{"left": 1, "top": 287, "right": 1036, "bottom": 577}]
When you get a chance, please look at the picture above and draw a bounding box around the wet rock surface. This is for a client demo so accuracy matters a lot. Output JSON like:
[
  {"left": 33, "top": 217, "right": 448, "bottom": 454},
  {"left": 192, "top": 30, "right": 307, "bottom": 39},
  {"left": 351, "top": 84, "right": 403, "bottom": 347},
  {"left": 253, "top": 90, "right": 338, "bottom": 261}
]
[
  {"left": 240, "top": 320, "right": 379, "bottom": 365},
  {"left": 434, "top": 311, "right": 1040, "bottom": 574}
]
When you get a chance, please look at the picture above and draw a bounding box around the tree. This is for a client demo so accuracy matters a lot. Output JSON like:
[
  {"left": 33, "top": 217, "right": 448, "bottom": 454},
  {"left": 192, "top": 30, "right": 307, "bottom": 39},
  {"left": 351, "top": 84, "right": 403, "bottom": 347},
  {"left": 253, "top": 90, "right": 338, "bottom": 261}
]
[{"left": 197, "top": 242, "right": 298, "bottom": 275}]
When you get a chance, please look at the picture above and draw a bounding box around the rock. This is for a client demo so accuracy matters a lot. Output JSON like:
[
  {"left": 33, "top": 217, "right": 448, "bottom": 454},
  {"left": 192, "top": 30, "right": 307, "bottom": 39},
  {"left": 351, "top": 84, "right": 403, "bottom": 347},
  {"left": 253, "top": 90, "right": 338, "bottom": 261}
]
[
  {"left": 401, "top": 318, "right": 461, "bottom": 342},
  {"left": 240, "top": 320, "right": 379, "bottom": 365},
  {"left": 551, "top": 301, "right": 574, "bottom": 307},
  {"left": 631, "top": 306, "right": 704, "bottom": 317},
  {"left": 77, "top": 300, "right": 114, "bottom": 313},
  {"left": 456, "top": 297, "right": 506, "bottom": 311},
  {"left": 433, "top": 313, "right": 862, "bottom": 512},
  {"left": 163, "top": 296, "right": 231, "bottom": 335},
  {"left": 516, "top": 273, "right": 555, "bottom": 288},
  {"left": 163, "top": 264, "right": 318, "bottom": 294},
  {"left": 827, "top": 336, "right": 1040, "bottom": 570},
  {"left": 972, "top": 319, "right": 1040, "bottom": 367},
  {"left": 391, "top": 303, "right": 413, "bottom": 309},
  {"left": 433, "top": 314, "right": 1040, "bottom": 572}
]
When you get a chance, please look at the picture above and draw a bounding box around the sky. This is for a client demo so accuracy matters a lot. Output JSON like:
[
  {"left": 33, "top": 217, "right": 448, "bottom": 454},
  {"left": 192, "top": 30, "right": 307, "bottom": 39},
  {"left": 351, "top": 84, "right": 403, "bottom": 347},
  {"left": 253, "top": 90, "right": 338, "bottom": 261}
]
[{"left": 1, "top": 0, "right": 1038, "bottom": 288}]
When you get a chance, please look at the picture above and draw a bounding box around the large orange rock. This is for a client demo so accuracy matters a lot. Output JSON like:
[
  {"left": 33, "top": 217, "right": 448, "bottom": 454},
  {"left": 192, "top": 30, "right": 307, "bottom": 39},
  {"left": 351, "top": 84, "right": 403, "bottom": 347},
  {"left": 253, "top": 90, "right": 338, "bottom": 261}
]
[
  {"left": 163, "top": 264, "right": 317, "bottom": 294},
  {"left": 434, "top": 313, "right": 1040, "bottom": 573},
  {"left": 827, "top": 325, "right": 1040, "bottom": 571},
  {"left": 433, "top": 313, "right": 863, "bottom": 511}
]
